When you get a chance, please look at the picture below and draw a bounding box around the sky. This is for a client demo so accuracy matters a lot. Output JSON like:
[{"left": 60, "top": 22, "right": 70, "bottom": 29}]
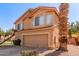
[{"left": 0, "top": 3, "right": 79, "bottom": 31}]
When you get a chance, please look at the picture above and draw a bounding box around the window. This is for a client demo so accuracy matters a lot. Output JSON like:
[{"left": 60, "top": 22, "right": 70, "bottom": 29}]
[
  {"left": 20, "top": 23, "right": 24, "bottom": 30},
  {"left": 17, "top": 24, "right": 20, "bottom": 30},
  {"left": 39, "top": 16, "right": 45, "bottom": 25},
  {"left": 35, "top": 16, "right": 39, "bottom": 26},
  {"left": 46, "top": 14, "right": 52, "bottom": 25},
  {"left": 15, "top": 25, "right": 17, "bottom": 30},
  {"left": 17, "top": 23, "right": 24, "bottom": 30},
  {"left": 31, "top": 19, "right": 35, "bottom": 27},
  {"left": 31, "top": 16, "right": 45, "bottom": 27}
]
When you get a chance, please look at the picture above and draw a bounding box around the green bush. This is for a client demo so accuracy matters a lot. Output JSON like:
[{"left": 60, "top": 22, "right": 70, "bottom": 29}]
[{"left": 20, "top": 50, "right": 38, "bottom": 56}]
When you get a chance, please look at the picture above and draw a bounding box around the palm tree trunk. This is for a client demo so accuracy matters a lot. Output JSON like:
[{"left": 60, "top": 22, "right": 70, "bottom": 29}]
[{"left": 58, "top": 3, "right": 69, "bottom": 51}]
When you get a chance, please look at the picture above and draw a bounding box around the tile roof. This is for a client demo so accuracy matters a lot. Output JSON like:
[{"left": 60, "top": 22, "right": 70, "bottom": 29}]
[{"left": 14, "top": 6, "right": 59, "bottom": 24}]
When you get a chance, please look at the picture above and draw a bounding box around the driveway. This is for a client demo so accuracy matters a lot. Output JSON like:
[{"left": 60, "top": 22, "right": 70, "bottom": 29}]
[
  {"left": 0, "top": 46, "right": 22, "bottom": 56},
  {"left": 0, "top": 45, "right": 79, "bottom": 56}
]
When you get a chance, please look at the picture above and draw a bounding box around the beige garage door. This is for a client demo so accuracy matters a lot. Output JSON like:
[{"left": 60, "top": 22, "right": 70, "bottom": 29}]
[{"left": 23, "top": 34, "right": 48, "bottom": 48}]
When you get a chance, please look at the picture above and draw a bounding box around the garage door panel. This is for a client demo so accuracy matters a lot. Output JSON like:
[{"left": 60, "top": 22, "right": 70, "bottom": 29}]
[{"left": 23, "top": 34, "right": 48, "bottom": 48}]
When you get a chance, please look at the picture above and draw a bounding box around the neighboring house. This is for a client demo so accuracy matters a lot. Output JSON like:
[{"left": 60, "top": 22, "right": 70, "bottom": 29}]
[
  {"left": 5, "top": 35, "right": 15, "bottom": 40},
  {"left": 14, "top": 6, "right": 60, "bottom": 49},
  {"left": 0, "top": 35, "right": 5, "bottom": 42}
]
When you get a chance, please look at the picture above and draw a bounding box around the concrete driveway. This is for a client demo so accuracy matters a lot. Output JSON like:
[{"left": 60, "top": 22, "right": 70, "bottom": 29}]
[
  {"left": 0, "top": 45, "right": 79, "bottom": 56},
  {"left": 0, "top": 46, "right": 22, "bottom": 56}
]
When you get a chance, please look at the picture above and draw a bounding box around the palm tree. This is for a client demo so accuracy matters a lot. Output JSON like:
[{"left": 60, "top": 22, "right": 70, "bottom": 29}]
[{"left": 58, "top": 3, "right": 69, "bottom": 51}]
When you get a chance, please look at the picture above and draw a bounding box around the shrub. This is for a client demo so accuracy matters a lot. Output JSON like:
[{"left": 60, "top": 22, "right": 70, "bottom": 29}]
[{"left": 20, "top": 50, "right": 38, "bottom": 56}]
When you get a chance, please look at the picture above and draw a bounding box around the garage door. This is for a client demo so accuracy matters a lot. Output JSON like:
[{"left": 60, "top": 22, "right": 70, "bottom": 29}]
[{"left": 23, "top": 34, "right": 48, "bottom": 48}]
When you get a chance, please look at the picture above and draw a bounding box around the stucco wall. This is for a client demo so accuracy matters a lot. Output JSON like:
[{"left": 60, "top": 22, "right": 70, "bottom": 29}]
[
  {"left": 23, "top": 10, "right": 58, "bottom": 29},
  {"left": 15, "top": 25, "right": 59, "bottom": 49},
  {"left": 15, "top": 7, "right": 59, "bottom": 49}
]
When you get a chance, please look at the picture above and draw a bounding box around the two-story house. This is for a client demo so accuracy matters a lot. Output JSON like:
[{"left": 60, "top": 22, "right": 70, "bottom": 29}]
[{"left": 14, "top": 6, "right": 60, "bottom": 49}]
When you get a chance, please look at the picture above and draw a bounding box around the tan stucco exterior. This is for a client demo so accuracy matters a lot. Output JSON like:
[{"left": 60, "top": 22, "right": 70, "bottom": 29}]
[{"left": 14, "top": 6, "right": 60, "bottom": 49}]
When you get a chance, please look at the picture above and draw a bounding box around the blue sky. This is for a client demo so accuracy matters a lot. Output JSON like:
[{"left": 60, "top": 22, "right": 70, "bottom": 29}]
[{"left": 0, "top": 3, "right": 78, "bottom": 31}]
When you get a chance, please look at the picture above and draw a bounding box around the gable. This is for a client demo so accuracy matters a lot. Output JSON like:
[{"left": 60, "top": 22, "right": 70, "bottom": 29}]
[{"left": 14, "top": 6, "right": 59, "bottom": 24}]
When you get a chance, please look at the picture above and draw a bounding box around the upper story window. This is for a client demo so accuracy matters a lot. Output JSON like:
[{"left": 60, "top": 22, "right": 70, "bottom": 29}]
[
  {"left": 20, "top": 23, "right": 24, "bottom": 30},
  {"left": 35, "top": 16, "right": 45, "bottom": 26},
  {"left": 39, "top": 16, "right": 45, "bottom": 25},
  {"left": 31, "top": 14, "right": 52, "bottom": 28},
  {"left": 17, "top": 23, "right": 24, "bottom": 30},
  {"left": 31, "top": 19, "right": 35, "bottom": 28},
  {"left": 46, "top": 14, "right": 52, "bottom": 25},
  {"left": 35, "top": 16, "right": 40, "bottom": 26},
  {"left": 17, "top": 24, "right": 20, "bottom": 30}
]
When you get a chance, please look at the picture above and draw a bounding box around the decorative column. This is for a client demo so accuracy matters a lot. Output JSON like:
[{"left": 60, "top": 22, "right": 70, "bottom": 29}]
[{"left": 58, "top": 3, "right": 69, "bottom": 51}]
